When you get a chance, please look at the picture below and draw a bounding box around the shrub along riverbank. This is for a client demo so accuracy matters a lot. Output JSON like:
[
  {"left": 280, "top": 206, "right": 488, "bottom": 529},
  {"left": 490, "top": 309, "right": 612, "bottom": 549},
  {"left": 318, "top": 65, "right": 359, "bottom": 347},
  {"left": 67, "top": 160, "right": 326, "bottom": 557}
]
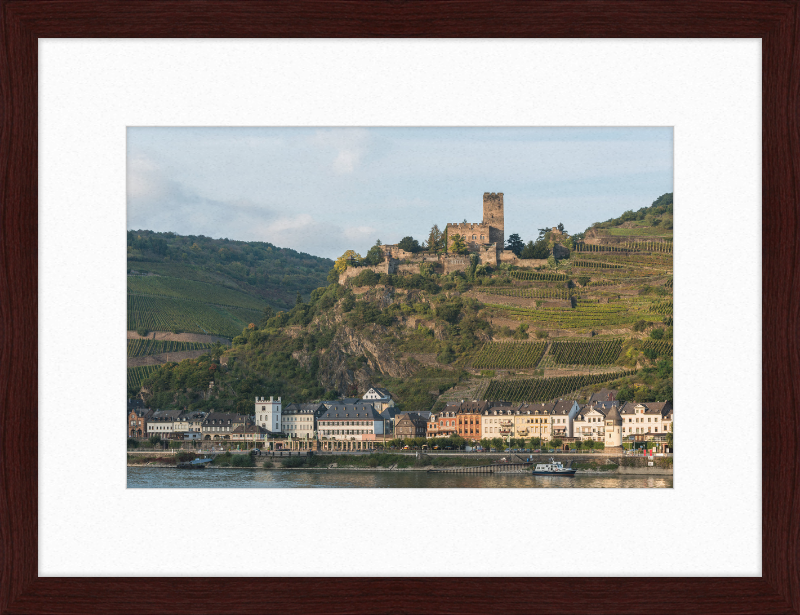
[{"left": 127, "top": 452, "right": 673, "bottom": 473}]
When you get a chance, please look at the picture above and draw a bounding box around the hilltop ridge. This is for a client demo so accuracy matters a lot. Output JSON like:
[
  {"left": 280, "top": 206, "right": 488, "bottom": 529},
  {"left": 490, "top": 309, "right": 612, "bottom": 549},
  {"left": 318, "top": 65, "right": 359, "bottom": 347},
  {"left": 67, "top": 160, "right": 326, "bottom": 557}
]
[{"left": 131, "top": 193, "right": 673, "bottom": 416}]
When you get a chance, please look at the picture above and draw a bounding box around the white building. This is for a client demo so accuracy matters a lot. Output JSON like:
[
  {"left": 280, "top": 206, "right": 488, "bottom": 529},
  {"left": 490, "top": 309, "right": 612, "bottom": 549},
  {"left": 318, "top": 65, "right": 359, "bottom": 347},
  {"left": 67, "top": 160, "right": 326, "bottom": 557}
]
[
  {"left": 549, "top": 400, "right": 581, "bottom": 438},
  {"left": 619, "top": 401, "right": 673, "bottom": 438},
  {"left": 362, "top": 386, "right": 395, "bottom": 413},
  {"left": 280, "top": 403, "right": 325, "bottom": 439},
  {"left": 255, "top": 396, "right": 282, "bottom": 433},
  {"left": 572, "top": 403, "right": 610, "bottom": 441},
  {"left": 146, "top": 409, "right": 182, "bottom": 438}
]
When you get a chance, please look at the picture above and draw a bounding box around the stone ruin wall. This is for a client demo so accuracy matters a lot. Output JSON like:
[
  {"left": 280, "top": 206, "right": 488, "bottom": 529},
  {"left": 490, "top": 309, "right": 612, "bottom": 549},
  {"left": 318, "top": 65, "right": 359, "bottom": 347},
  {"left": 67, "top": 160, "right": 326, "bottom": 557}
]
[{"left": 338, "top": 258, "right": 399, "bottom": 283}]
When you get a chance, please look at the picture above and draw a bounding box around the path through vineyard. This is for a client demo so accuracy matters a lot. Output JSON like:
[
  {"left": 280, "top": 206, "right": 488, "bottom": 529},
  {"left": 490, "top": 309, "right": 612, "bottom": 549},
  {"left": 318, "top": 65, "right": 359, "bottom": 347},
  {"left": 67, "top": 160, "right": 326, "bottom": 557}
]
[
  {"left": 127, "top": 330, "right": 230, "bottom": 344},
  {"left": 127, "top": 349, "right": 210, "bottom": 368}
]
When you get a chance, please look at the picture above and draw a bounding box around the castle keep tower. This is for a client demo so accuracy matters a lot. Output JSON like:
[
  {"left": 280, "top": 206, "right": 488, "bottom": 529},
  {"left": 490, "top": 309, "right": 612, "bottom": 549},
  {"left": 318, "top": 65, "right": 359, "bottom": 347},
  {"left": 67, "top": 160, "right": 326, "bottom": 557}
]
[{"left": 482, "top": 192, "right": 504, "bottom": 247}]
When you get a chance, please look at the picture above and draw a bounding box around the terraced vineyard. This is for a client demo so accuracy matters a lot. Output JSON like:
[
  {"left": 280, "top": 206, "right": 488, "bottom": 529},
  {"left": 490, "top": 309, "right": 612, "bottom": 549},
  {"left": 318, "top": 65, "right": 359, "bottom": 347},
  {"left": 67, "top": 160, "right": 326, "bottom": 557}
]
[
  {"left": 573, "top": 243, "right": 631, "bottom": 253},
  {"left": 484, "top": 369, "right": 637, "bottom": 402},
  {"left": 128, "top": 365, "right": 160, "bottom": 390},
  {"left": 128, "top": 275, "right": 266, "bottom": 309},
  {"left": 489, "top": 303, "right": 639, "bottom": 329},
  {"left": 127, "top": 339, "right": 213, "bottom": 357},
  {"left": 650, "top": 301, "right": 674, "bottom": 316},
  {"left": 510, "top": 271, "right": 568, "bottom": 281},
  {"left": 127, "top": 294, "right": 262, "bottom": 338},
  {"left": 479, "top": 287, "right": 573, "bottom": 300},
  {"left": 640, "top": 339, "right": 673, "bottom": 356},
  {"left": 545, "top": 338, "right": 624, "bottom": 366},
  {"left": 471, "top": 341, "right": 547, "bottom": 369},
  {"left": 571, "top": 260, "right": 625, "bottom": 269}
]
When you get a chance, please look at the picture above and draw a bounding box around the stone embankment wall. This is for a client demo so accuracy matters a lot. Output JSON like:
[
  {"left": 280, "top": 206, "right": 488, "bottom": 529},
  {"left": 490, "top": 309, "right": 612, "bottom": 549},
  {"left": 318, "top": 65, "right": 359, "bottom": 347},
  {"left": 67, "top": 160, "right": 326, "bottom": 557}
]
[{"left": 497, "top": 250, "right": 549, "bottom": 268}]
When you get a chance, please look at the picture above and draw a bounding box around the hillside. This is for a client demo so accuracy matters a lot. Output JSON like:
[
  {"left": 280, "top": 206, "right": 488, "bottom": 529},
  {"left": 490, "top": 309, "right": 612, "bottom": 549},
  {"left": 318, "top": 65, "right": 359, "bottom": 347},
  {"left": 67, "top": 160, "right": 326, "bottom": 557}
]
[
  {"left": 127, "top": 230, "right": 333, "bottom": 339},
  {"left": 132, "top": 195, "right": 673, "bottom": 413}
]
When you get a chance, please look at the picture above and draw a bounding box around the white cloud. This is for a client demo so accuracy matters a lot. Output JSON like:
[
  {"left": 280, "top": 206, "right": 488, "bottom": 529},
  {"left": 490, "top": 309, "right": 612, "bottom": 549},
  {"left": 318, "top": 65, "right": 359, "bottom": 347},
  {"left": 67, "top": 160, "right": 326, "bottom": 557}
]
[{"left": 332, "top": 149, "right": 360, "bottom": 174}]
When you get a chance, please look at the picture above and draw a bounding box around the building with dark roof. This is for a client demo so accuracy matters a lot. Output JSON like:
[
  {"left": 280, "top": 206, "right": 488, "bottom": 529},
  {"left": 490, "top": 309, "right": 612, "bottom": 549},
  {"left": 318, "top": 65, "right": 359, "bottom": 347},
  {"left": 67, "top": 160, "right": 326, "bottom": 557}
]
[
  {"left": 146, "top": 409, "right": 183, "bottom": 439},
  {"left": 395, "top": 412, "right": 428, "bottom": 440},
  {"left": 362, "top": 387, "right": 395, "bottom": 412},
  {"left": 588, "top": 388, "right": 618, "bottom": 404},
  {"left": 201, "top": 412, "right": 249, "bottom": 440},
  {"left": 317, "top": 403, "right": 385, "bottom": 442},
  {"left": 281, "top": 403, "right": 326, "bottom": 439}
]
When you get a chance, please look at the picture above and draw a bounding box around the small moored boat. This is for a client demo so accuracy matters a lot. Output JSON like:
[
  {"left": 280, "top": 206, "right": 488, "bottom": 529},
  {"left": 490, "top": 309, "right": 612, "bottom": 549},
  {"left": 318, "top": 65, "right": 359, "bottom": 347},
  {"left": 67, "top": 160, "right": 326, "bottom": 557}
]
[
  {"left": 177, "top": 457, "right": 212, "bottom": 469},
  {"left": 532, "top": 457, "right": 576, "bottom": 476}
]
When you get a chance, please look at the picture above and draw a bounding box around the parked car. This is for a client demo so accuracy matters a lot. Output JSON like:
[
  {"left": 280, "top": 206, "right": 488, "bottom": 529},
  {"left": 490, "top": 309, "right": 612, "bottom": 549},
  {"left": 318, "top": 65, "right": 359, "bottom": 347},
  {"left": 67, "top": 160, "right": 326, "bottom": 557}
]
[
  {"left": 433, "top": 445, "right": 440, "bottom": 450},
  {"left": 250, "top": 448, "right": 262, "bottom": 456},
  {"left": 490, "top": 448, "right": 497, "bottom": 452},
  {"left": 403, "top": 445, "right": 410, "bottom": 450},
  {"left": 548, "top": 449, "right": 555, "bottom": 453},
  {"left": 534, "top": 449, "right": 541, "bottom": 453}
]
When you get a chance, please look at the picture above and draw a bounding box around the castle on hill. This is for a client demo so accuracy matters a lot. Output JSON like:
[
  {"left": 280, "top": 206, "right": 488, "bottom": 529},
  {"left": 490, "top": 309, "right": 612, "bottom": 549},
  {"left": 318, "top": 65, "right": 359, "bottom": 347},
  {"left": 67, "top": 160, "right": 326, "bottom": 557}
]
[
  {"left": 445, "top": 192, "right": 505, "bottom": 255},
  {"left": 340, "top": 191, "right": 556, "bottom": 283}
]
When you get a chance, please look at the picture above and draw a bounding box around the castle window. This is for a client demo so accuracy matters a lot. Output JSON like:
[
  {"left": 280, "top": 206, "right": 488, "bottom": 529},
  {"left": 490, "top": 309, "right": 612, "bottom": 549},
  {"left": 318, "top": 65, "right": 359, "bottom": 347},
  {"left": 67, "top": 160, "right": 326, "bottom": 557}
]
[
  {"left": 472, "top": 235, "right": 476, "bottom": 240},
  {"left": 481, "top": 235, "right": 485, "bottom": 240}
]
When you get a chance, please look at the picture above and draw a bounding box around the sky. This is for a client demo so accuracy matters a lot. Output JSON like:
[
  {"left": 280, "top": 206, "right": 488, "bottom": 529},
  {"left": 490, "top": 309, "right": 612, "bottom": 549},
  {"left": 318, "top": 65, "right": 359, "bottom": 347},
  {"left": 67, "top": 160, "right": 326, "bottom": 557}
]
[{"left": 127, "top": 127, "right": 673, "bottom": 260}]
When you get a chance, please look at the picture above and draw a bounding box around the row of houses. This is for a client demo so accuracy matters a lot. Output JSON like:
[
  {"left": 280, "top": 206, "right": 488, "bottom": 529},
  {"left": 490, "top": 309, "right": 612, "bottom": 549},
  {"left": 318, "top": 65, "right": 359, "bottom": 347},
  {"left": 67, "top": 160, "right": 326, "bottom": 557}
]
[
  {"left": 128, "top": 387, "right": 400, "bottom": 443},
  {"left": 427, "top": 389, "right": 673, "bottom": 450},
  {"left": 128, "top": 387, "right": 673, "bottom": 451}
]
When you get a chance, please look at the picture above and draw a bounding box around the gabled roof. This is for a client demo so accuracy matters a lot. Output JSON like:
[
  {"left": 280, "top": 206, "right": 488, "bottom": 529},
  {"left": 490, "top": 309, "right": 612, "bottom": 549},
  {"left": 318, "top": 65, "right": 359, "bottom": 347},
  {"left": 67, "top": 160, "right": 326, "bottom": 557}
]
[
  {"left": 202, "top": 412, "right": 247, "bottom": 425},
  {"left": 150, "top": 409, "right": 182, "bottom": 421},
  {"left": 576, "top": 404, "right": 608, "bottom": 420},
  {"left": 588, "top": 388, "right": 618, "bottom": 404},
  {"left": 318, "top": 403, "right": 381, "bottom": 421},
  {"left": 396, "top": 412, "right": 428, "bottom": 427},
  {"left": 618, "top": 401, "right": 672, "bottom": 415},
  {"left": 177, "top": 411, "right": 206, "bottom": 421},
  {"left": 323, "top": 398, "right": 372, "bottom": 408},
  {"left": 365, "top": 386, "right": 391, "bottom": 398},
  {"left": 129, "top": 407, "right": 152, "bottom": 419},
  {"left": 283, "top": 402, "right": 326, "bottom": 415},
  {"left": 552, "top": 400, "right": 577, "bottom": 415}
]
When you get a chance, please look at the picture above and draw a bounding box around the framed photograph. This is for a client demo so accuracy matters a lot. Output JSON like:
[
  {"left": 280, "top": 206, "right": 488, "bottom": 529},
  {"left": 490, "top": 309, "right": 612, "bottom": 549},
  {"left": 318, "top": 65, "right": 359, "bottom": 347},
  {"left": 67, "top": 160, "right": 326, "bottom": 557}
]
[{"left": 3, "top": 1, "right": 797, "bottom": 613}]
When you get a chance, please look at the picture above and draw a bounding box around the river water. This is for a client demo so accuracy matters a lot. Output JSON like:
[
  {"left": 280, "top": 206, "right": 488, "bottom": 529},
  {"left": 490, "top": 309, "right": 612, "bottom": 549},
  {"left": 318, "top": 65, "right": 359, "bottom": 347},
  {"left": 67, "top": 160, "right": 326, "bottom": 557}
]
[{"left": 128, "top": 467, "right": 672, "bottom": 488}]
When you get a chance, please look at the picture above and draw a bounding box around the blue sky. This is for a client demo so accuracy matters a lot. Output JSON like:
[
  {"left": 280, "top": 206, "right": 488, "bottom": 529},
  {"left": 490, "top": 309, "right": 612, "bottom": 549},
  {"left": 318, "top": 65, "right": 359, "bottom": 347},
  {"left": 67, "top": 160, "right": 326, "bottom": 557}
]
[{"left": 127, "top": 127, "right": 673, "bottom": 260}]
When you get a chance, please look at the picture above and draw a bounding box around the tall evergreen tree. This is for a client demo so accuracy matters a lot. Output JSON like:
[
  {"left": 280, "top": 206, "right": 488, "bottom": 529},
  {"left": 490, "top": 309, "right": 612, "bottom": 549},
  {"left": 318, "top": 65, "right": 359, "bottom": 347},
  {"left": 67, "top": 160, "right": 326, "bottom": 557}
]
[{"left": 505, "top": 233, "right": 524, "bottom": 256}]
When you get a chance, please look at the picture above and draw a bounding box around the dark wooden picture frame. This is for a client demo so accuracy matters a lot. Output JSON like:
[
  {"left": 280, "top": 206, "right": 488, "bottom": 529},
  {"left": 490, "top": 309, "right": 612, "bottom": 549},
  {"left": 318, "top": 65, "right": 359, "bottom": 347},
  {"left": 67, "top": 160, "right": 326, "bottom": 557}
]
[{"left": 1, "top": 1, "right": 797, "bottom": 613}]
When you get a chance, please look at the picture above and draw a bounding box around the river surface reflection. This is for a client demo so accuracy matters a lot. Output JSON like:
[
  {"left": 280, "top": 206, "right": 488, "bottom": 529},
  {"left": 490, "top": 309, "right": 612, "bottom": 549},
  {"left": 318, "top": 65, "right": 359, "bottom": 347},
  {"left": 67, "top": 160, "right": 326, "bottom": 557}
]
[{"left": 128, "top": 467, "right": 672, "bottom": 488}]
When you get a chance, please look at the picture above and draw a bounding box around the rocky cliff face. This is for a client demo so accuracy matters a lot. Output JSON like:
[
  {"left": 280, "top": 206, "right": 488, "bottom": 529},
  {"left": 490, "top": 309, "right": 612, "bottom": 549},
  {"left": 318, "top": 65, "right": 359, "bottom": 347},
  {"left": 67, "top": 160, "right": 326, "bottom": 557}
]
[{"left": 315, "top": 324, "right": 416, "bottom": 395}]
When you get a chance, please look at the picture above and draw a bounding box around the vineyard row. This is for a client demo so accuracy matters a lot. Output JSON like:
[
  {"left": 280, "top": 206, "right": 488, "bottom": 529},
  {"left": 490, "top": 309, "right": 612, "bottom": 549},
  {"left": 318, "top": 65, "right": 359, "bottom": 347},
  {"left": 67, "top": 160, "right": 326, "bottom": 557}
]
[{"left": 484, "top": 369, "right": 638, "bottom": 402}]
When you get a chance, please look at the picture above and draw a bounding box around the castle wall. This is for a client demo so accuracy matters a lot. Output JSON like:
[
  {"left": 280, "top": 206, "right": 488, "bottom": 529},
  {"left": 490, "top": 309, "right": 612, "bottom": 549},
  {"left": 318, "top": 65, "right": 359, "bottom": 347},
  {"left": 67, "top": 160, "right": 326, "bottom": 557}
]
[
  {"left": 445, "top": 223, "right": 491, "bottom": 253},
  {"left": 442, "top": 256, "right": 471, "bottom": 274}
]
